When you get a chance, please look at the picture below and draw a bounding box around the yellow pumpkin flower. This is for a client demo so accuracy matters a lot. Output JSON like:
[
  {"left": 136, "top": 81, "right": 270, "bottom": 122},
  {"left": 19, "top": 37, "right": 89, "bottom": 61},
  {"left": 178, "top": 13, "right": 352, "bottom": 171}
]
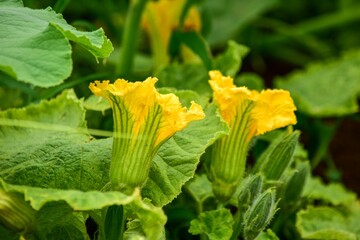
[
  {"left": 89, "top": 78, "right": 204, "bottom": 192},
  {"left": 208, "top": 70, "right": 297, "bottom": 201},
  {"left": 142, "top": 0, "right": 201, "bottom": 67}
]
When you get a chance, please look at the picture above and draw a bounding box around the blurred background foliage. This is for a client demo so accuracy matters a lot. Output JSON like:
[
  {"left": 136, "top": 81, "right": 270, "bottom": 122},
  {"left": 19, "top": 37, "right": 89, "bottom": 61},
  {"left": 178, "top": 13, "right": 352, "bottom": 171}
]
[{"left": 13, "top": 0, "right": 359, "bottom": 191}]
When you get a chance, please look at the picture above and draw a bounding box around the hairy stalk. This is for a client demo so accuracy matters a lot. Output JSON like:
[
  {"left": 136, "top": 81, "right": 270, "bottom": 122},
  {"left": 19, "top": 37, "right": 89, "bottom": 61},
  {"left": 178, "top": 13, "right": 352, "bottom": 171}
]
[{"left": 117, "top": 0, "right": 149, "bottom": 77}]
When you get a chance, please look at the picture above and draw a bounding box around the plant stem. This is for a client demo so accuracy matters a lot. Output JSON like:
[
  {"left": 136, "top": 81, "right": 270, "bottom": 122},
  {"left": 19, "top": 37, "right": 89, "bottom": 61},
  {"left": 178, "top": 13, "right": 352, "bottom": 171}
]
[
  {"left": 54, "top": 0, "right": 70, "bottom": 13},
  {"left": 39, "top": 72, "right": 111, "bottom": 100},
  {"left": 117, "top": 0, "right": 149, "bottom": 77},
  {"left": 104, "top": 205, "right": 126, "bottom": 240},
  {"left": 230, "top": 210, "right": 243, "bottom": 240},
  {"left": 311, "top": 119, "right": 341, "bottom": 170}
]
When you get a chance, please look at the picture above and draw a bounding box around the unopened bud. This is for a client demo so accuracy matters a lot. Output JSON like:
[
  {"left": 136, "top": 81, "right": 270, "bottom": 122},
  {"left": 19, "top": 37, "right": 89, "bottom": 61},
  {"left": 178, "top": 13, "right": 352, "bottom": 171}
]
[
  {"left": 282, "top": 161, "right": 310, "bottom": 207},
  {"left": 254, "top": 131, "right": 299, "bottom": 181},
  {"left": 238, "top": 174, "right": 263, "bottom": 210},
  {"left": 243, "top": 188, "right": 277, "bottom": 240},
  {"left": 0, "top": 189, "right": 36, "bottom": 233}
]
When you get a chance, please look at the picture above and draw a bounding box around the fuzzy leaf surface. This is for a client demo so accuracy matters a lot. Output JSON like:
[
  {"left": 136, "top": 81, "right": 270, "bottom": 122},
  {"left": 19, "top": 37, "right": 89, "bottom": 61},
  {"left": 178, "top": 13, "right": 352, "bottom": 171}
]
[
  {"left": 303, "top": 177, "right": 357, "bottom": 206},
  {"left": 203, "top": 0, "right": 278, "bottom": 46},
  {"left": 275, "top": 51, "right": 360, "bottom": 117},
  {"left": 296, "top": 206, "right": 356, "bottom": 240},
  {"left": 0, "top": 90, "right": 111, "bottom": 191},
  {"left": 0, "top": 1, "right": 113, "bottom": 87},
  {"left": 189, "top": 208, "right": 234, "bottom": 240}
]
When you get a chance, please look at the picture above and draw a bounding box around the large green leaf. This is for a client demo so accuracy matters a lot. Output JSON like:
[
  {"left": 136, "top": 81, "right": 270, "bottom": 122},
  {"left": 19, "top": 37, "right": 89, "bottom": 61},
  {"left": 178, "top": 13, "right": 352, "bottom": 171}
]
[
  {"left": 0, "top": 0, "right": 113, "bottom": 87},
  {"left": 275, "top": 51, "right": 360, "bottom": 117},
  {"left": 189, "top": 208, "right": 234, "bottom": 240},
  {"left": 213, "top": 40, "right": 249, "bottom": 77},
  {"left": 296, "top": 206, "right": 357, "bottom": 240},
  {"left": 203, "top": 0, "right": 278, "bottom": 46},
  {"left": 155, "top": 63, "right": 209, "bottom": 94},
  {"left": 303, "top": 177, "right": 357, "bottom": 206},
  {"left": 0, "top": 180, "right": 166, "bottom": 240},
  {"left": 0, "top": 90, "right": 112, "bottom": 191}
]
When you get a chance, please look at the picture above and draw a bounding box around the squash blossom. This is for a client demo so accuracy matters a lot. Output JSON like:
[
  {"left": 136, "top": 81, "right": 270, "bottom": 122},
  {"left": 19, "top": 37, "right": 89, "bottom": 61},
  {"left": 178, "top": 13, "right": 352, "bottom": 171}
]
[
  {"left": 208, "top": 70, "right": 297, "bottom": 202},
  {"left": 142, "top": 0, "right": 201, "bottom": 67},
  {"left": 89, "top": 78, "right": 205, "bottom": 192}
]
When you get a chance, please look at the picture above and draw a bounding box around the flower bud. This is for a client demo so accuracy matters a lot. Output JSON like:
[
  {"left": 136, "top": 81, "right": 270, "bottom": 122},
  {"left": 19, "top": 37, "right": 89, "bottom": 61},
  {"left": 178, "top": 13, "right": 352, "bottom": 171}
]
[
  {"left": 0, "top": 189, "right": 35, "bottom": 233},
  {"left": 238, "top": 174, "right": 263, "bottom": 210},
  {"left": 281, "top": 161, "right": 310, "bottom": 208},
  {"left": 243, "top": 188, "right": 277, "bottom": 240},
  {"left": 253, "top": 131, "right": 300, "bottom": 181}
]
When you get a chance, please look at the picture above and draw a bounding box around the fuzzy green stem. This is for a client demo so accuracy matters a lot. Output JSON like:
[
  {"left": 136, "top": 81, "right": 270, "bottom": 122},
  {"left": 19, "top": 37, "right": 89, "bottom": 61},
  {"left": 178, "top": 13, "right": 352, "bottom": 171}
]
[
  {"left": 54, "top": 0, "right": 70, "bottom": 13},
  {"left": 230, "top": 210, "right": 243, "bottom": 240},
  {"left": 104, "top": 205, "right": 126, "bottom": 240},
  {"left": 117, "top": 0, "right": 149, "bottom": 77}
]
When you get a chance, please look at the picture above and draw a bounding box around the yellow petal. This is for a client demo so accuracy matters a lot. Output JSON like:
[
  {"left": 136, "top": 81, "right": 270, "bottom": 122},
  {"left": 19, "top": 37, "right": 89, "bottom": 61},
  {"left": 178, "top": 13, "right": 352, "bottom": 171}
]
[
  {"left": 89, "top": 77, "right": 205, "bottom": 147},
  {"left": 251, "top": 89, "right": 297, "bottom": 135},
  {"left": 209, "top": 70, "right": 252, "bottom": 124},
  {"left": 156, "top": 95, "right": 205, "bottom": 146}
]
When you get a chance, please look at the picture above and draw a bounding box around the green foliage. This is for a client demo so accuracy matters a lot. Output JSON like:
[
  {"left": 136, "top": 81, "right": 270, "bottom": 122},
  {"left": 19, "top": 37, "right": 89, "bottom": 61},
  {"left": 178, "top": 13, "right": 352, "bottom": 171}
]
[
  {"left": 303, "top": 177, "right": 357, "bottom": 206},
  {"left": 0, "top": 180, "right": 166, "bottom": 240},
  {"left": 213, "top": 40, "right": 249, "bottom": 77},
  {"left": 0, "top": 0, "right": 113, "bottom": 87},
  {"left": 202, "top": 0, "right": 278, "bottom": 46},
  {"left": 189, "top": 208, "right": 234, "bottom": 240},
  {"left": 275, "top": 51, "right": 360, "bottom": 117},
  {"left": 0, "top": 90, "right": 110, "bottom": 190},
  {"left": 296, "top": 206, "right": 357, "bottom": 240},
  {"left": 1, "top": 0, "right": 360, "bottom": 239},
  {"left": 185, "top": 174, "right": 214, "bottom": 205},
  {"left": 255, "top": 229, "right": 279, "bottom": 240}
]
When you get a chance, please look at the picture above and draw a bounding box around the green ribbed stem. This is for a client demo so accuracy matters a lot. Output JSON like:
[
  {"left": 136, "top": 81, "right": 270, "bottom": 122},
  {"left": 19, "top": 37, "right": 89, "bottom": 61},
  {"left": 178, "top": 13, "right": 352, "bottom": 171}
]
[
  {"left": 117, "top": 0, "right": 149, "bottom": 76},
  {"left": 211, "top": 101, "right": 254, "bottom": 202},
  {"left": 109, "top": 97, "right": 161, "bottom": 193}
]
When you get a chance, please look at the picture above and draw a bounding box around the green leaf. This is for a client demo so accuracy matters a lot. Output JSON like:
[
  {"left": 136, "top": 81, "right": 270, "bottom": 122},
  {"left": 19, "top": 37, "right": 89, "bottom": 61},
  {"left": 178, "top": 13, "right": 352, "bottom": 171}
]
[
  {"left": 0, "top": 90, "right": 111, "bottom": 191},
  {"left": 83, "top": 95, "right": 111, "bottom": 113},
  {"left": 142, "top": 100, "right": 229, "bottom": 207},
  {"left": 214, "top": 40, "right": 249, "bottom": 77},
  {"left": 155, "top": 63, "right": 210, "bottom": 94},
  {"left": 255, "top": 229, "right": 279, "bottom": 240},
  {"left": 0, "top": 3, "right": 113, "bottom": 87},
  {"left": 185, "top": 174, "right": 214, "bottom": 204},
  {"left": 0, "top": 225, "right": 19, "bottom": 240},
  {"left": 296, "top": 206, "right": 356, "bottom": 240},
  {"left": 179, "top": 32, "right": 213, "bottom": 70},
  {"left": 0, "top": 180, "right": 166, "bottom": 240},
  {"left": 303, "top": 177, "right": 357, "bottom": 206},
  {"left": 235, "top": 73, "right": 265, "bottom": 91},
  {"left": 189, "top": 208, "right": 234, "bottom": 240},
  {"left": 275, "top": 51, "right": 360, "bottom": 117},
  {"left": 0, "top": 0, "right": 23, "bottom": 7},
  {"left": 203, "top": 0, "right": 278, "bottom": 46},
  {"left": 35, "top": 202, "right": 89, "bottom": 240}
]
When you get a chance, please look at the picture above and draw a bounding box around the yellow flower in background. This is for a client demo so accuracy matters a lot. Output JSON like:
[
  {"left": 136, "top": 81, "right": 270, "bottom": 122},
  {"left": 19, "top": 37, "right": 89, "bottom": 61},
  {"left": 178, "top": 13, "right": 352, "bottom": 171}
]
[
  {"left": 208, "top": 70, "right": 297, "bottom": 201},
  {"left": 89, "top": 78, "right": 204, "bottom": 192},
  {"left": 142, "top": 0, "right": 201, "bottom": 66}
]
